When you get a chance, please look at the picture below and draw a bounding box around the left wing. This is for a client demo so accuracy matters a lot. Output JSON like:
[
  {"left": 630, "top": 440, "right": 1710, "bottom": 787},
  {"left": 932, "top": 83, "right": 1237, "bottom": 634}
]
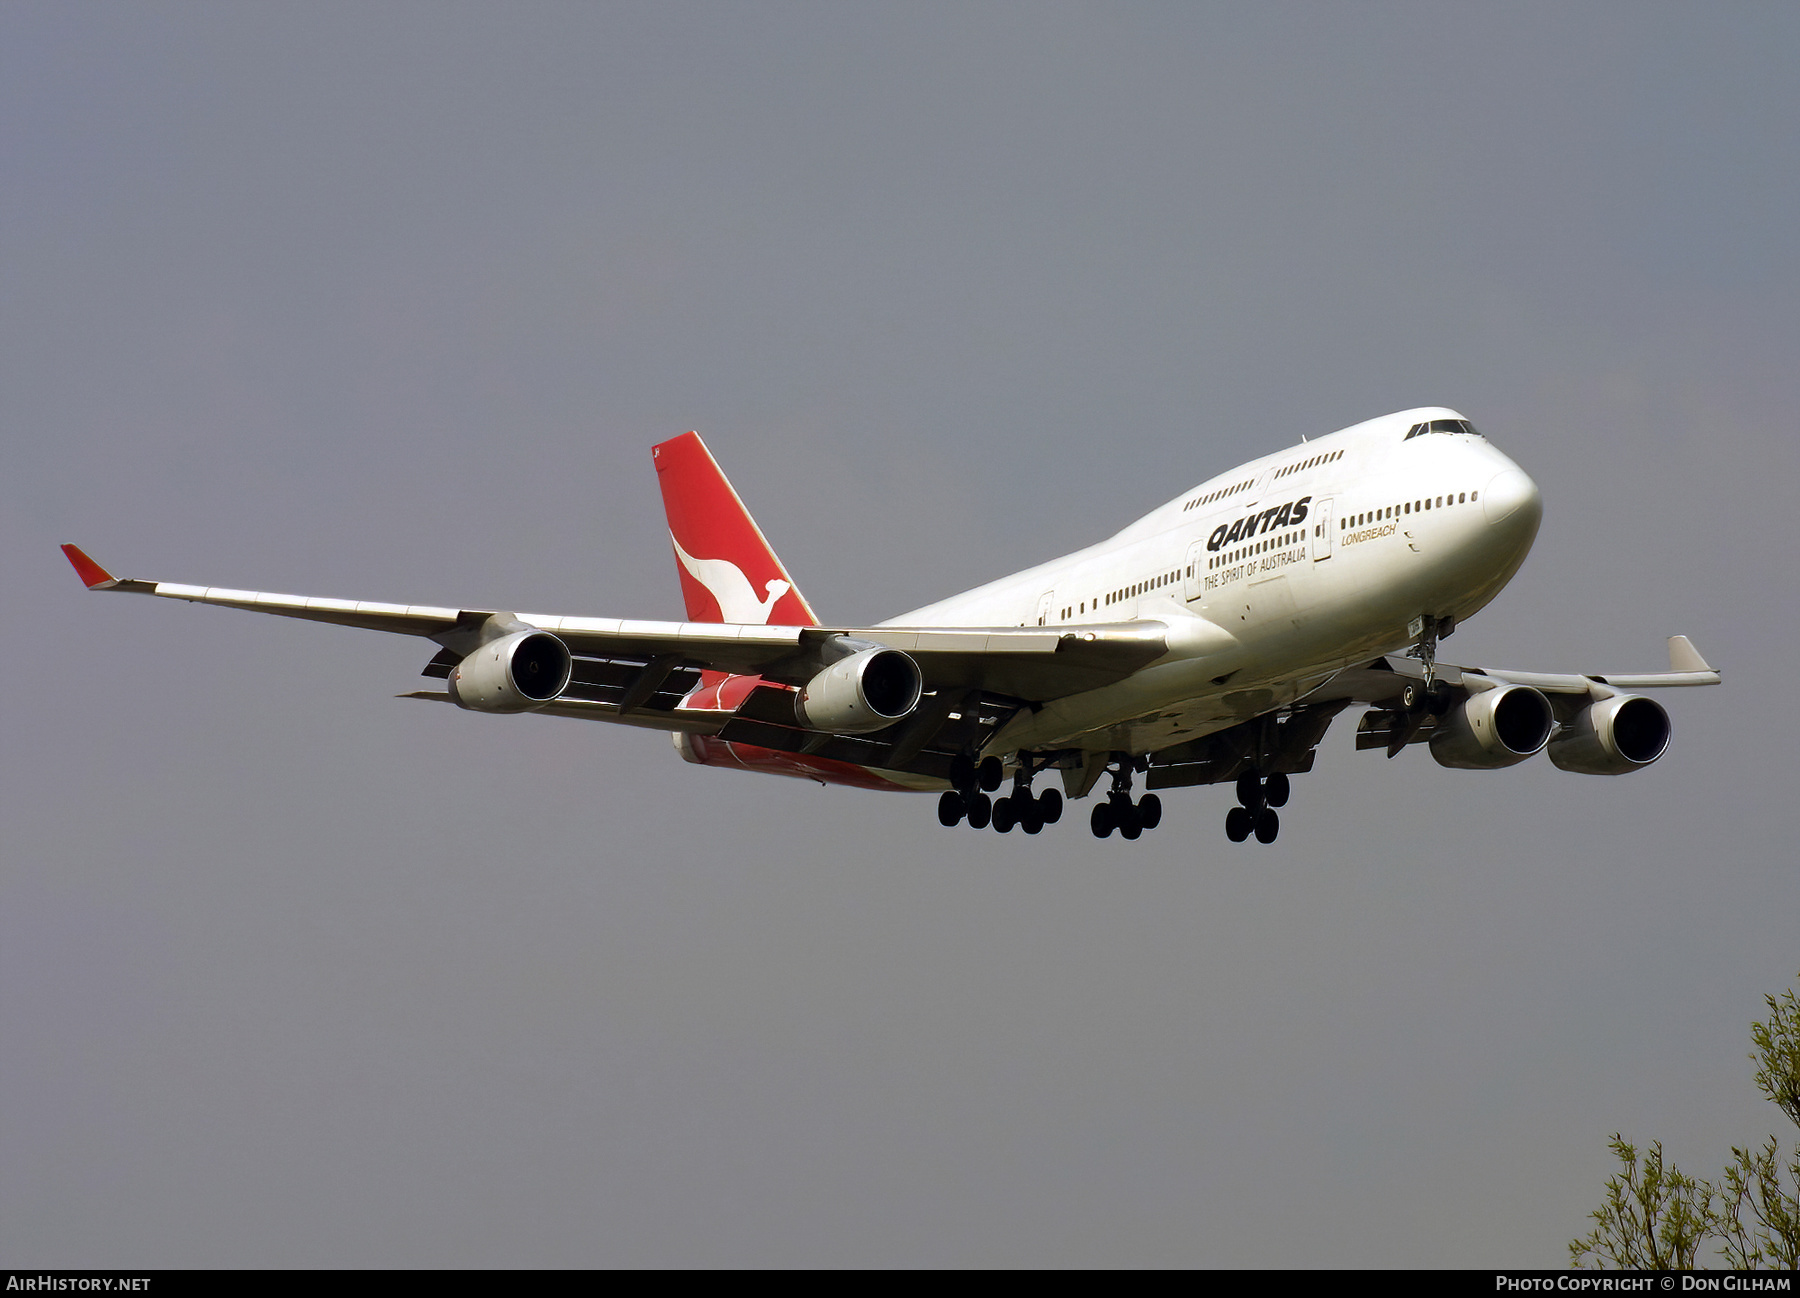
[
  {"left": 1142, "top": 636, "right": 1719, "bottom": 790},
  {"left": 1309, "top": 636, "right": 1720, "bottom": 759}
]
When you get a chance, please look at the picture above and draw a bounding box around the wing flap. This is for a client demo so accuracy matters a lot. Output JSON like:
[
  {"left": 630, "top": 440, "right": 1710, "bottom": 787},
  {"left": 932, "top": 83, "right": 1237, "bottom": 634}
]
[
  {"left": 398, "top": 690, "right": 726, "bottom": 733},
  {"left": 715, "top": 691, "right": 1019, "bottom": 781}
]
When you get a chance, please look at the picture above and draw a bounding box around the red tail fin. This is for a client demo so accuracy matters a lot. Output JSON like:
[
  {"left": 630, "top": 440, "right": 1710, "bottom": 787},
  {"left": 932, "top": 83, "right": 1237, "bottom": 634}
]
[{"left": 652, "top": 432, "right": 818, "bottom": 627}]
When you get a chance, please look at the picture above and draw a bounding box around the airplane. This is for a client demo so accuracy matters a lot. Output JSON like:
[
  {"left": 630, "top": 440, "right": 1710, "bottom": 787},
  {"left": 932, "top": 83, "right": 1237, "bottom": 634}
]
[{"left": 61, "top": 407, "right": 1720, "bottom": 843}]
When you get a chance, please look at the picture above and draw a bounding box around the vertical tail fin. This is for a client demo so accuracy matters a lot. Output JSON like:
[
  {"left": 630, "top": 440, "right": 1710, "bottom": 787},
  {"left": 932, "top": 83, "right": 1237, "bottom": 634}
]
[{"left": 652, "top": 432, "right": 819, "bottom": 627}]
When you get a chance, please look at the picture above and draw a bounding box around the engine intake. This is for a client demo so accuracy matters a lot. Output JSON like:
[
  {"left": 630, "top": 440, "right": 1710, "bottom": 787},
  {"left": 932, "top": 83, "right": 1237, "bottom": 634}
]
[
  {"left": 796, "top": 646, "right": 922, "bottom": 734},
  {"left": 447, "top": 630, "right": 572, "bottom": 713},
  {"left": 1429, "top": 684, "right": 1554, "bottom": 770},
  {"left": 1547, "top": 694, "right": 1670, "bottom": 775}
]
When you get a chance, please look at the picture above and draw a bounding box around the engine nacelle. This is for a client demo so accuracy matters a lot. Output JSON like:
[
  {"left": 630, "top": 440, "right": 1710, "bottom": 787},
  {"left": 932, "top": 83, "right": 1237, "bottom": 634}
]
[
  {"left": 447, "top": 630, "right": 572, "bottom": 713},
  {"left": 795, "top": 646, "right": 922, "bottom": 734},
  {"left": 1547, "top": 694, "right": 1670, "bottom": 775},
  {"left": 1429, "top": 684, "right": 1554, "bottom": 770}
]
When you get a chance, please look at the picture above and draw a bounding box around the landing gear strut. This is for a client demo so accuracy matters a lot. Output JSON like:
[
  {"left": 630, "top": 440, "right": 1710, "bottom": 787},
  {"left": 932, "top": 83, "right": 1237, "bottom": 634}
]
[
  {"left": 942, "top": 752, "right": 1062, "bottom": 833},
  {"left": 1401, "top": 616, "right": 1456, "bottom": 716},
  {"left": 992, "top": 755, "right": 1064, "bottom": 834},
  {"left": 941, "top": 751, "right": 1002, "bottom": 830},
  {"left": 1227, "top": 769, "right": 1283, "bottom": 844},
  {"left": 1089, "top": 755, "right": 1162, "bottom": 840}
]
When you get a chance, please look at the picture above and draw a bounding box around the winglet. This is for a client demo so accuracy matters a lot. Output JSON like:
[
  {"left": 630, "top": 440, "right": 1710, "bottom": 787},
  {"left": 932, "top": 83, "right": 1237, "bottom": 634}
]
[
  {"left": 1668, "top": 635, "right": 1712, "bottom": 673},
  {"left": 62, "top": 544, "right": 119, "bottom": 589}
]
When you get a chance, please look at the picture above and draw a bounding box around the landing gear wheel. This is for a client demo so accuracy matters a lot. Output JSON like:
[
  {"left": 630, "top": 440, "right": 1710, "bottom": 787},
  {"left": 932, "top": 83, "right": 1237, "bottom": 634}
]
[
  {"left": 937, "top": 790, "right": 965, "bottom": 827},
  {"left": 991, "top": 798, "right": 1017, "bottom": 833},
  {"left": 1236, "top": 771, "right": 1264, "bottom": 808},
  {"left": 1090, "top": 801, "right": 1115, "bottom": 839},
  {"left": 1254, "top": 807, "right": 1280, "bottom": 844},
  {"left": 1037, "top": 788, "right": 1064, "bottom": 824},
  {"left": 966, "top": 793, "right": 991, "bottom": 830},
  {"left": 1019, "top": 803, "right": 1044, "bottom": 834},
  {"left": 977, "top": 757, "right": 1004, "bottom": 792},
  {"left": 1113, "top": 797, "right": 1142, "bottom": 840},
  {"left": 1263, "top": 773, "right": 1289, "bottom": 808},
  {"left": 1426, "top": 683, "right": 1454, "bottom": 716},
  {"left": 1138, "top": 794, "right": 1162, "bottom": 830},
  {"left": 1226, "top": 806, "right": 1253, "bottom": 842},
  {"left": 949, "top": 752, "right": 976, "bottom": 792}
]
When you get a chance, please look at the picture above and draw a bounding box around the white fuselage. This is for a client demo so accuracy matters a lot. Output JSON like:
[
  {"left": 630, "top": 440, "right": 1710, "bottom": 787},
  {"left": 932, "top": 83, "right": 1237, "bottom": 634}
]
[{"left": 884, "top": 407, "right": 1544, "bottom": 757}]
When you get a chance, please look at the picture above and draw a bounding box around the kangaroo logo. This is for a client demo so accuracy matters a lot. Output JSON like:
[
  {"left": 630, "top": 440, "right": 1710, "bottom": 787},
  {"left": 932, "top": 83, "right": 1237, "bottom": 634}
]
[{"left": 671, "top": 533, "right": 791, "bottom": 625}]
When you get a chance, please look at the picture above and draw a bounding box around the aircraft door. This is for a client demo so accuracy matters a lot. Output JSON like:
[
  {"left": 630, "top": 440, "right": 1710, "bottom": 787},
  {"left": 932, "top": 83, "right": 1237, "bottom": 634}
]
[
  {"left": 1035, "top": 590, "right": 1056, "bottom": 626},
  {"left": 1184, "top": 539, "right": 1207, "bottom": 603},
  {"left": 1310, "top": 497, "right": 1334, "bottom": 561}
]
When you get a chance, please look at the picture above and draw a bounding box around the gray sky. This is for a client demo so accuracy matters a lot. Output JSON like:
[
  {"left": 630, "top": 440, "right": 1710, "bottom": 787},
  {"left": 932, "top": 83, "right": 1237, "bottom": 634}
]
[{"left": 3, "top": 2, "right": 1796, "bottom": 1267}]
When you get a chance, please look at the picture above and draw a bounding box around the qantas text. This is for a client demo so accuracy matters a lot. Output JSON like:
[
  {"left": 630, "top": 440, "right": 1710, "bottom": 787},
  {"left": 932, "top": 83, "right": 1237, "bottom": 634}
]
[{"left": 1206, "top": 497, "right": 1311, "bottom": 552}]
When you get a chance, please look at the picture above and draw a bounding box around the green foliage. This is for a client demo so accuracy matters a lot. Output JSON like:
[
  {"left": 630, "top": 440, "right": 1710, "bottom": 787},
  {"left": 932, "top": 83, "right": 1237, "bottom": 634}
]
[
  {"left": 1571, "top": 972, "right": 1800, "bottom": 1270},
  {"left": 1568, "top": 1137, "right": 1710, "bottom": 1269},
  {"left": 1711, "top": 1136, "right": 1800, "bottom": 1270},
  {"left": 1752, "top": 980, "right": 1800, "bottom": 1131}
]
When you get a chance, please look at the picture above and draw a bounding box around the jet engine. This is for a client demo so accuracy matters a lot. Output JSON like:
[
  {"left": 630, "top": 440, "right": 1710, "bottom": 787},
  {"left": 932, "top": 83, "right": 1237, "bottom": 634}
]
[
  {"left": 795, "top": 646, "right": 922, "bottom": 734},
  {"left": 447, "top": 629, "right": 573, "bottom": 713},
  {"left": 1429, "top": 684, "right": 1554, "bottom": 770},
  {"left": 1547, "top": 694, "right": 1670, "bottom": 775}
]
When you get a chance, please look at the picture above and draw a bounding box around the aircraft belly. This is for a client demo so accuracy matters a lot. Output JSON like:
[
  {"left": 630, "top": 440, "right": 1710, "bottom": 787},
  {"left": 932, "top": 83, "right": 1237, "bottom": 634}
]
[{"left": 986, "top": 649, "right": 1340, "bottom": 757}]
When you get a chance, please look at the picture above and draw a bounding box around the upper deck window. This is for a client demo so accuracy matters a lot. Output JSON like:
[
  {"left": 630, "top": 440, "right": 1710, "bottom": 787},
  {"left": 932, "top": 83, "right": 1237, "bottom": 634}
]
[{"left": 1404, "top": 419, "right": 1480, "bottom": 440}]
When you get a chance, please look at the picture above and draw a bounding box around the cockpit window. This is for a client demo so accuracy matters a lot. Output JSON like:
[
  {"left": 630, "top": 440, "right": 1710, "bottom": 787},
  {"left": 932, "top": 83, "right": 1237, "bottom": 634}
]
[{"left": 1403, "top": 419, "right": 1480, "bottom": 440}]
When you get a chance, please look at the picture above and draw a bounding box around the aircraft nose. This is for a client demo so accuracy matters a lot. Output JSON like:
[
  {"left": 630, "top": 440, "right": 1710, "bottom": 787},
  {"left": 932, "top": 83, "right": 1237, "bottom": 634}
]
[{"left": 1482, "top": 468, "right": 1541, "bottom": 528}]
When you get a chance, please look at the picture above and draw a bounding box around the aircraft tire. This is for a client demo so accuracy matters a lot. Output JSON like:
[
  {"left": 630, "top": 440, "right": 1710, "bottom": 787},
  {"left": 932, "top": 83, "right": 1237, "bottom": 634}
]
[
  {"left": 937, "top": 791, "right": 965, "bottom": 827},
  {"left": 950, "top": 753, "right": 976, "bottom": 793},
  {"left": 1038, "top": 788, "right": 1063, "bottom": 824},
  {"left": 978, "top": 757, "right": 1004, "bottom": 792},
  {"left": 1254, "top": 807, "right": 1280, "bottom": 844},
  {"left": 1138, "top": 794, "right": 1162, "bottom": 830},
  {"left": 1090, "top": 801, "right": 1115, "bottom": 838},
  {"left": 1236, "top": 771, "right": 1263, "bottom": 808},
  {"left": 966, "top": 793, "right": 992, "bottom": 830},
  {"left": 1118, "top": 813, "right": 1143, "bottom": 841},
  {"left": 1226, "top": 806, "right": 1253, "bottom": 842},
  {"left": 1264, "top": 773, "right": 1290, "bottom": 808},
  {"left": 1020, "top": 804, "right": 1043, "bottom": 834},
  {"left": 992, "top": 799, "right": 1016, "bottom": 833}
]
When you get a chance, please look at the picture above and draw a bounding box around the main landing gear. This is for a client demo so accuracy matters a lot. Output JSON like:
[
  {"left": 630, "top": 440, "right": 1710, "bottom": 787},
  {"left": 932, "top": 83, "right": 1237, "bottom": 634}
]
[
  {"left": 1089, "top": 757, "right": 1162, "bottom": 840},
  {"left": 1225, "top": 769, "right": 1287, "bottom": 844},
  {"left": 938, "top": 753, "right": 1064, "bottom": 833}
]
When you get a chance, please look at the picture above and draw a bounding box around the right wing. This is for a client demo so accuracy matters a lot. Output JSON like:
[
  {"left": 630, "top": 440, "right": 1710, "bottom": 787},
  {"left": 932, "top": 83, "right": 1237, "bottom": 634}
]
[{"left": 62, "top": 546, "right": 1198, "bottom": 771}]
